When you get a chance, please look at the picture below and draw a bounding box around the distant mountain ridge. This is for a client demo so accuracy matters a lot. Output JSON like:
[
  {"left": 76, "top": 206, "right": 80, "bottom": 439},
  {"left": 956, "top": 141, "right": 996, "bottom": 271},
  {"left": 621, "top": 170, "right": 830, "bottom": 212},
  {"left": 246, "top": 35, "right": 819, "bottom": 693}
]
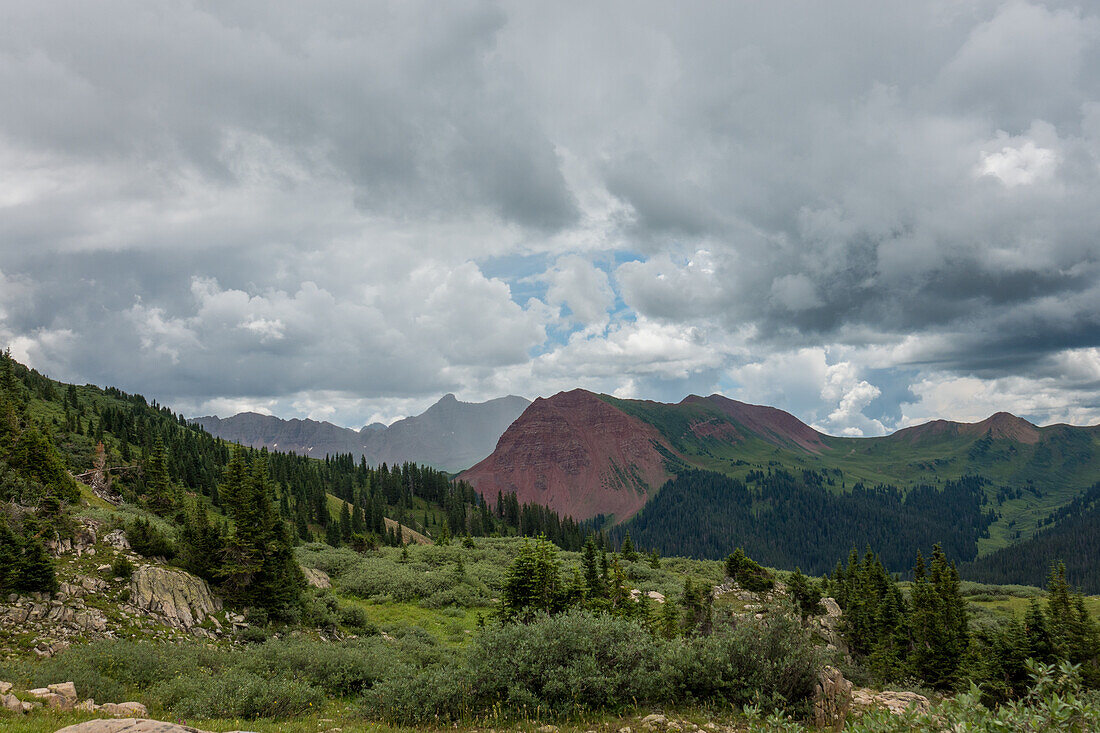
[
  {"left": 460, "top": 390, "right": 1100, "bottom": 562},
  {"left": 192, "top": 393, "right": 530, "bottom": 472}
]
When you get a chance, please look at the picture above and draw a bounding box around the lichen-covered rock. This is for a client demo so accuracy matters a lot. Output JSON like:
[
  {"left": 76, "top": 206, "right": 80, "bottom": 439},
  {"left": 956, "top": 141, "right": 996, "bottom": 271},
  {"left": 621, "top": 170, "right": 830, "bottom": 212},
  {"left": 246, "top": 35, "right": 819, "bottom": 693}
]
[
  {"left": 301, "top": 566, "right": 331, "bottom": 589},
  {"left": 48, "top": 681, "right": 78, "bottom": 702},
  {"left": 99, "top": 701, "right": 149, "bottom": 718},
  {"left": 128, "top": 566, "right": 221, "bottom": 630},
  {"left": 103, "top": 529, "right": 130, "bottom": 549},
  {"left": 852, "top": 687, "right": 931, "bottom": 716},
  {"left": 813, "top": 665, "right": 853, "bottom": 727},
  {"left": 0, "top": 680, "right": 11, "bottom": 694},
  {"left": 2, "top": 692, "right": 23, "bottom": 713},
  {"left": 42, "top": 692, "right": 75, "bottom": 711}
]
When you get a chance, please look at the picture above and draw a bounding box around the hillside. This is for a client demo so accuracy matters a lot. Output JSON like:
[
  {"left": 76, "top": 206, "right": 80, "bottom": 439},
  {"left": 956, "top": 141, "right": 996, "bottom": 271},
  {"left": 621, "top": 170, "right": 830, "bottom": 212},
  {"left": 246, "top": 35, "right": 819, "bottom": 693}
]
[
  {"left": 461, "top": 389, "right": 676, "bottom": 521},
  {"left": 963, "top": 481, "right": 1100, "bottom": 591},
  {"left": 193, "top": 393, "right": 529, "bottom": 472},
  {"left": 461, "top": 389, "right": 1100, "bottom": 567}
]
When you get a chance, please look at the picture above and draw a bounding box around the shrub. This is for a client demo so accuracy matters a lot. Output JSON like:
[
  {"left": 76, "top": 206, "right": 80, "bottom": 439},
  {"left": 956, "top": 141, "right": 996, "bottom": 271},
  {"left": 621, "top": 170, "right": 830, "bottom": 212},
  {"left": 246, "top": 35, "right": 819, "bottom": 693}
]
[
  {"left": 470, "top": 610, "right": 663, "bottom": 715},
  {"left": 364, "top": 663, "right": 475, "bottom": 723},
  {"left": 150, "top": 668, "right": 323, "bottom": 719},
  {"left": 238, "top": 636, "right": 401, "bottom": 696},
  {"left": 337, "top": 603, "right": 378, "bottom": 635},
  {"left": 725, "top": 548, "right": 774, "bottom": 593},
  {"left": 111, "top": 556, "right": 134, "bottom": 580},
  {"left": 0, "top": 640, "right": 227, "bottom": 702},
  {"left": 127, "top": 518, "right": 175, "bottom": 559},
  {"left": 239, "top": 626, "right": 269, "bottom": 644},
  {"left": 660, "top": 615, "right": 822, "bottom": 710}
]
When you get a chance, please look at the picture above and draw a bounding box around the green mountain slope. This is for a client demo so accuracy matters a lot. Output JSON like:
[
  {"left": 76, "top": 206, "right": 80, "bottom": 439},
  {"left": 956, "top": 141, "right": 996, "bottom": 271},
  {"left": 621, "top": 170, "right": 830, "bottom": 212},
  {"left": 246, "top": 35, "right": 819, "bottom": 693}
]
[{"left": 596, "top": 393, "right": 1100, "bottom": 555}]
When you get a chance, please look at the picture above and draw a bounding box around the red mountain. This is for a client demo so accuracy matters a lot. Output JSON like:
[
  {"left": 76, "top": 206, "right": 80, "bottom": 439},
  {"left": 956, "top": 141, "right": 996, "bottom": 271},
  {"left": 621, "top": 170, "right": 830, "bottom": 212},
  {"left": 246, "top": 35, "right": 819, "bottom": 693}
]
[
  {"left": 460, "top": 389, "right": 675, "bottom": 522},
  {"left": 682, "top": 394, "right": 828, "bottom": 453},
  {"left": 890, "top": 411, "right": 1041, "bottom": 445}
]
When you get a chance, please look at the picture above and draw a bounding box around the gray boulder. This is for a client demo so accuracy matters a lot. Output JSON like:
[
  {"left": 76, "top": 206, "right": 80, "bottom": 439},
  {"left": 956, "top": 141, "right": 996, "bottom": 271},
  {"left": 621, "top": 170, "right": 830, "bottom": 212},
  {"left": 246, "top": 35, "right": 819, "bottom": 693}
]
[{"left": 128, "top": 566, "right": 221, "bottom": 630}]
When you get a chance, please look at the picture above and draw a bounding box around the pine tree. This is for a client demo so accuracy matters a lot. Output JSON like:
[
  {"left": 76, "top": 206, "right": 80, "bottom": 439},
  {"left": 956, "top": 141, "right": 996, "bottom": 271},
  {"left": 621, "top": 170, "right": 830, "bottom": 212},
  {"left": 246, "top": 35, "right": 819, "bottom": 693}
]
[
  {"left": 500, "top": 537, "right": 563, "bottom": 623},
  {"left": 788, "top": 568, "right": 823, "bottom": 620},
  {"left": 143, "top": 437, "right": 172, "bottom": 512},
  {"left": 620, "top": 531, "right": 637, "bottom": 562},
  {"left": 339, "top": 503, "right": 352, "bottom": 541},
  {"left": 582, "top": 536, "right": 603, "bottom": 598},
  {"left": 13, "top": 519, "right": 57, "bottom": 593},
  {"left": 908, "top": 545, "right": 968, "bottom": 689}
]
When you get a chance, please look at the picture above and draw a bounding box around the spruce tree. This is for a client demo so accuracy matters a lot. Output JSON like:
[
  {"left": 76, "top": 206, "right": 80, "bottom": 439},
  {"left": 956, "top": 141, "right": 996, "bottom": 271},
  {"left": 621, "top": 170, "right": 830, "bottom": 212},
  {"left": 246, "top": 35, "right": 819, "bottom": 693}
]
[
  {"left": 582, "top": 536, "right": 603, "bottom": 598},
  {"left": 143, "top": 437, "right": 172, "bottom": 512},
  {"left": 620, "top": 531, "right": 637, "bottom": 562}
]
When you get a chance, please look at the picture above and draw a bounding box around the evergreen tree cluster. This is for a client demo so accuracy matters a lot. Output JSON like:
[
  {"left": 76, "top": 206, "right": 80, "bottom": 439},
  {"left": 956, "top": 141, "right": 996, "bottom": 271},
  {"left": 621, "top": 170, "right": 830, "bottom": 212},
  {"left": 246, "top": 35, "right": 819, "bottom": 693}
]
[
  {"left": 618, "top": 468, "right": 996, "bottom": 574},
  {"left": 964, "top": 482, "right": 1100, "bottom": 593},
  {"left": 500, "top": 535, "right": 705, "bottom": 640},
  {"left": 828, "top": 545, "right": 969, "bottom": 689},
  {"left": 967, "top": 564, "right": 1100, "bottom": 699}
]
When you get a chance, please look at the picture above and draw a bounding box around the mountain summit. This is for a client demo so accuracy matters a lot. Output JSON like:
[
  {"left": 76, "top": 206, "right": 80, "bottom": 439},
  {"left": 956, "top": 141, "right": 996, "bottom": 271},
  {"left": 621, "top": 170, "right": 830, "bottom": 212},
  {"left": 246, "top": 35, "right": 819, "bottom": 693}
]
[{"left": 193, "top": 394, "right": 530, "bottom": 472}]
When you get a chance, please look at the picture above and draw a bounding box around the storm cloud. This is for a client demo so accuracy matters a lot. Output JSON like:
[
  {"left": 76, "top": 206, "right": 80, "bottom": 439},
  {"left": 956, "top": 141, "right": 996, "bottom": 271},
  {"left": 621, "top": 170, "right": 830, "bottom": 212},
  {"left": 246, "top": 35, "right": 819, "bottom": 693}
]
[{"left": 1, "top": 0, "right": 1099, "bottom": 433}]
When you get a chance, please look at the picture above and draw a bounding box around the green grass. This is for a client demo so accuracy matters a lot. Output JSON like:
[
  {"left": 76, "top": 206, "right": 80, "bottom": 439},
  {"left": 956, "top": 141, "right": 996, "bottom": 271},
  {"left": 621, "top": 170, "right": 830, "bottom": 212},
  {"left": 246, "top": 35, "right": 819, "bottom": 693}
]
[{"left": 345, "top": 600, "right": 483, "bottom": 647}]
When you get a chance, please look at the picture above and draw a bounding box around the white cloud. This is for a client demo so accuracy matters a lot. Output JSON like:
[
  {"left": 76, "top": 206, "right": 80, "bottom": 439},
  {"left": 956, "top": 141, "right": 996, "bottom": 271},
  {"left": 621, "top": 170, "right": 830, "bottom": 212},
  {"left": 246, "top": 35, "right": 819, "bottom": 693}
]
[
  {"left": 2, "top": 1, "right": 1100, "bottom": 432},
  {"left": 540, "top": 254, "right": 615, "bottom": 331},
  {"left": 978, "top": 139, "right": 1060, "bottom": 186}
]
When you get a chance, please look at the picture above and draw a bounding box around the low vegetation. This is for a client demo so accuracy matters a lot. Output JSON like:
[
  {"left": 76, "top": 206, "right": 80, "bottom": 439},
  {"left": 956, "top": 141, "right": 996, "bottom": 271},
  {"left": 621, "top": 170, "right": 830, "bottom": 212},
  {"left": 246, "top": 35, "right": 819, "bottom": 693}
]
[{"left": 2, "top": 350, "right": 1100, "bottom": 731}]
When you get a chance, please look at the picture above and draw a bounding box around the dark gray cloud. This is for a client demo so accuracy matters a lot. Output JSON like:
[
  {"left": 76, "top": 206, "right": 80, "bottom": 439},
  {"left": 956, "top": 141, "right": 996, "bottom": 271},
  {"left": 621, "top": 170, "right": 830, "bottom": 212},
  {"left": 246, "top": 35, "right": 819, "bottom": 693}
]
[{"left": 1, "top": 0, "right": 1099, "bottom": 431}]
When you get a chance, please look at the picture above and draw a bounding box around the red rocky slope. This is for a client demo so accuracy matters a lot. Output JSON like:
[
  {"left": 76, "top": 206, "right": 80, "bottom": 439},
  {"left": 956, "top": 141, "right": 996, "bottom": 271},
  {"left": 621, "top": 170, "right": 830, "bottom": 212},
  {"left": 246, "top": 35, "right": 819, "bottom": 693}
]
[{"left": 460, "top": 389, "right": 675, "bottom": 522}]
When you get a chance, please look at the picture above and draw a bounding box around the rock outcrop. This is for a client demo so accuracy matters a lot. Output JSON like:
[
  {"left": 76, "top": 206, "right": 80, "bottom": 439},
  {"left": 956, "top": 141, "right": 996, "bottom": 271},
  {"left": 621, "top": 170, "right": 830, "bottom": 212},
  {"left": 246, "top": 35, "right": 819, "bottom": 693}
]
[
  {"left": 46, "top": 520, "right": 100, "bottom": 557},
  {"left": 128, "top": 566, "right": 221, "bottom": 630},
  {"left": 813, "top": 666, "right": 853, "bottom": 727},
  {"left": 300, "top": 566, "right": 331, "bottom": 589},
  {"left": 0, "top": 583, "right": 110, "bottom": 657},
  {"left": 852, "top": 687, "right": 931, "bottom": 716}
]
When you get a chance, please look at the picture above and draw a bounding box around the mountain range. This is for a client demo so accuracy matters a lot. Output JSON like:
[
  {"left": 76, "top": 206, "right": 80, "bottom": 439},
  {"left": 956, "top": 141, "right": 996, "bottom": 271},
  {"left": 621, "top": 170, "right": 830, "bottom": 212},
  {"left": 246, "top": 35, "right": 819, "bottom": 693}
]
[
  {"left": 192, "top": 393, "right": 530, "bottom": 473},
  {"left": 460, "top": 389, "right": 1100, "bottom": 571}
]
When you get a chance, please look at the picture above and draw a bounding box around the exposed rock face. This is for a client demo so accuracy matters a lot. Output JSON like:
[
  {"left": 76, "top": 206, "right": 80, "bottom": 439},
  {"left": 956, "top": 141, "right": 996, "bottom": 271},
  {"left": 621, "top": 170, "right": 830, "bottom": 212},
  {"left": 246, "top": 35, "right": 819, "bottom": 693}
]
[
  {"left": 813, "top": 666, "right": 853, "bottom": 727},
  {"left": 852, "top": 688, "right": 931, "bottom": 716},
  {"left": 46, "top": 519, "right": 100, "bottom": 557},
  {"left": 0, "top": 584, "right": 109, "bottom": 657},
  {"left": 129, "top": 566, "right": 221, "bottom": 630},
  {"left": 817, "top": 596, "right": 848, "bottom": 655},
  {"left": 103, "top": 529, "right": 130, "bottom": 550},
  {"left": 461, "top": 390, "right": 676, "bottom": 521},
  {"left": 193, "top": 393, "right": 530, "bottom": 472}
]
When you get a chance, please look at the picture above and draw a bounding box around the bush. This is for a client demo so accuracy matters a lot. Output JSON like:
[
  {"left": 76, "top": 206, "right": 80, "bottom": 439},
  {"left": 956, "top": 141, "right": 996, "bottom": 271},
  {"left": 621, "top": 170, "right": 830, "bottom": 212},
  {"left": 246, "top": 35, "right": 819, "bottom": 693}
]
[
  {"left": 659, "top": 614, "right": 822, "bottom": 710},
  {"left": 150, "top": 668, "right": 323, "bottom": 719},
  {"left": 0, "top": 640, "right": 227, "bottom": 702},
  {"left": 111, "top": 556, "right": 134, "bottom": 580},
  {"left": 127, "top": 517, "right": 175, "bottom": 559},
  {"left": 238, "top": 636, "right": 401, "bottom": 696},
  {"left": 337, "top": 603, "right": 378, "bottom": 635},
  {"left": 470, "top": 610, "right": 663, "bottom": 715},
  {"left": 364, "top": 663, "right": 475, "bottom": 723}
]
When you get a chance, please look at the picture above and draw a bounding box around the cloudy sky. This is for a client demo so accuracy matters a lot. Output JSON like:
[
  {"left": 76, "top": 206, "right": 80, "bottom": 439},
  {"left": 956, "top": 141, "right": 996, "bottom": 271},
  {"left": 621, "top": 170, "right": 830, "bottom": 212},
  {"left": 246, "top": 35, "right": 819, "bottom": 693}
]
[{"left": 2, "top": 0, "right": 1100, "bottom": 435}]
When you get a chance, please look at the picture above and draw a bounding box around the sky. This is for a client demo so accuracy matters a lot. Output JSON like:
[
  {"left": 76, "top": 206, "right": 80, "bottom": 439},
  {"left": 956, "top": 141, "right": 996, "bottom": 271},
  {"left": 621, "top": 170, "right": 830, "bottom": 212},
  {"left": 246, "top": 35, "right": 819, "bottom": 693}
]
[{"left": 1, "top": 0, "right": 1100, "bottom": 435}]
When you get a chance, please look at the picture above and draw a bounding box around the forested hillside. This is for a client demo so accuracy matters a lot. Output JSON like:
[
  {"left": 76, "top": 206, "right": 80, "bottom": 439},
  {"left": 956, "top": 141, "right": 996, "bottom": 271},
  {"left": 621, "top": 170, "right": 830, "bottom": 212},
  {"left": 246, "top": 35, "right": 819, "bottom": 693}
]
[
  {"left": 613, "top": 469, "right": 996, "bottom": 576},
  {"left": 0, "top": 351, "right": 586, "bottom": 609},
  {"left": 963, "top": 482, "right": 1100, "bottom": 592}
]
